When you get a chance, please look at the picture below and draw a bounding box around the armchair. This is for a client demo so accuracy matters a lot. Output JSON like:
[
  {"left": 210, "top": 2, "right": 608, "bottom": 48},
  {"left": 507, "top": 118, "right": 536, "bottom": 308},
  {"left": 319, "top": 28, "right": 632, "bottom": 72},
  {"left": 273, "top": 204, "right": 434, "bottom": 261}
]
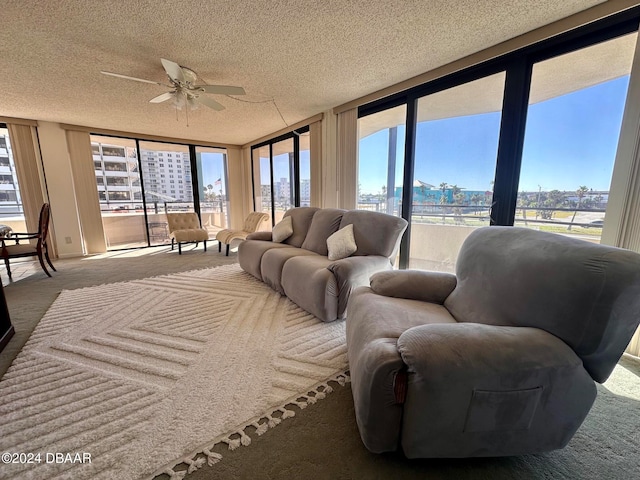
[
  {"left": 215, "top": 212, "right": 269, "bottom": 256},
  {"left": 347, "top": 226, "right": 640, "bottom": 458},
  {"left": 166, "top": 212, "right": 209, "bottom": 255}
]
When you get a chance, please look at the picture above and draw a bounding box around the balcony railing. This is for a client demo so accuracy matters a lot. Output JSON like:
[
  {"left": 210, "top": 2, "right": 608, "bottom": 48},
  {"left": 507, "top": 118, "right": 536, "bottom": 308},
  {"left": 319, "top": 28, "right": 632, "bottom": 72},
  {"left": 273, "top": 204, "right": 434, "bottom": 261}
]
[
  {"left": 358, "top": 201, "right": 605, "bottom": 233},
  {"left": 98, "top": 200, "right": 230, "bottom": 249}
]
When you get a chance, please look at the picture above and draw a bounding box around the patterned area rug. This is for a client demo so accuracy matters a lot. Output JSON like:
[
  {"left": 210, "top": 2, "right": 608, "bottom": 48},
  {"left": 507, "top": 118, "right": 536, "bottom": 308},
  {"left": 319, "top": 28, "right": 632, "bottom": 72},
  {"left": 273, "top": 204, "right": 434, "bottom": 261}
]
[{"left": 0, "top": 264, "right": 348, "bottom": 480}]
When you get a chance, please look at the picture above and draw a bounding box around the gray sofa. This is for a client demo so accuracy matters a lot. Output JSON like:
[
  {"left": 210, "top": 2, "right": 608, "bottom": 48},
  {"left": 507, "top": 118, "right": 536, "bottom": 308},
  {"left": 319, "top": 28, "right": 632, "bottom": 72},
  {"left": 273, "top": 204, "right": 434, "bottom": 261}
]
[
  {"left": 347, "top": 226, "right": 640, "bottom": 458},
  {"left": 238, "top": 207, "right": 408, "bottom": 322}
]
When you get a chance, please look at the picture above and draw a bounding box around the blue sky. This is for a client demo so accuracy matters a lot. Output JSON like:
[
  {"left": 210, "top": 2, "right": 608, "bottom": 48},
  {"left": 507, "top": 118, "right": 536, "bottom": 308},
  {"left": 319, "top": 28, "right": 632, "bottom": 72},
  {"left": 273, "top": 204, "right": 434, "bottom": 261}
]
[
  {"left": 358, "top": 75, "right": 630, "bottom": 195},
  {"left": 198, "top": 152, "right": 226, "bottom": 193}
]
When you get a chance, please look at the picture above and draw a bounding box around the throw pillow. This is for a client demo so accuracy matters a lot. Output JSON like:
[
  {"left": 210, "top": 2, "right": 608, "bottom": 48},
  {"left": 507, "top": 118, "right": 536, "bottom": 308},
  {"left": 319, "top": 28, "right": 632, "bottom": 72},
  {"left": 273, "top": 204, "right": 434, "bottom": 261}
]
[
  {"left": 272, "top": 216, "right": 294, "bottom": 243},
  {"left": 327, "top": 224, "right": 357, "bottom": 261}
]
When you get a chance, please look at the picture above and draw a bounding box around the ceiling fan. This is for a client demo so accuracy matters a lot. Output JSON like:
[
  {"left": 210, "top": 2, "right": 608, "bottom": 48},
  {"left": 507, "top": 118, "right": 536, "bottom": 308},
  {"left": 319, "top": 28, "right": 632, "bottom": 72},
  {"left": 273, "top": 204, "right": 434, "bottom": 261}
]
[{"left": 100, "top": 58, "right": 245, "bottom": 111}]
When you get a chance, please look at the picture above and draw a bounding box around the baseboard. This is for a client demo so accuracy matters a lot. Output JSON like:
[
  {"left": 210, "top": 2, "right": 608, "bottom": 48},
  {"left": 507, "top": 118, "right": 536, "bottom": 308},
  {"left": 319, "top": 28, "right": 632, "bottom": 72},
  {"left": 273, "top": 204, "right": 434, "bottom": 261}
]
[
  {"left": 0, "top": 325, "right": 15, "bottom": 353},
  {"left": 57, "top": 253, "right": 84, "bottom": 259}
]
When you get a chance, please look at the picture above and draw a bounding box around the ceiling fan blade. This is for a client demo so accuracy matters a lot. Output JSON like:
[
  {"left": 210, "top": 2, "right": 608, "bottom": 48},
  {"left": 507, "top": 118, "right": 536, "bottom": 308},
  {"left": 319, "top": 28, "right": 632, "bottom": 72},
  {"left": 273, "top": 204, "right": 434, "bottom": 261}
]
[
  {"left": 161, "top": 58, "right": 185, "bottom": 83},
  {"left": 101, "top": 71, "right": 167, "bottom": 86},
  {"left": 195, "top": 85, "right": 246, "bottom": 95},
  {"left": 194, "top": 95, "right": 225, "bottom": 111},
  {"left": 149, "top": 92, "right": 175, "bottom": 103}
]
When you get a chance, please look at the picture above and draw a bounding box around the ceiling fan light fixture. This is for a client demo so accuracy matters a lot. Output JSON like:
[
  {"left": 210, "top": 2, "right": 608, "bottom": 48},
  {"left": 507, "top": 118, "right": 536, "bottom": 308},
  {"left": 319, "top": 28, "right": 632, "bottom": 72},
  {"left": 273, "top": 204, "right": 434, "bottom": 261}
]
[
  {"left": 173, "top": 92, "right": 186, "bottom": 110},
  {"left": 100, "top": 58, "right": 246, "bottom": 123},
  {"left": 179, "top": 67, "right": 198, "bottom": 86}
]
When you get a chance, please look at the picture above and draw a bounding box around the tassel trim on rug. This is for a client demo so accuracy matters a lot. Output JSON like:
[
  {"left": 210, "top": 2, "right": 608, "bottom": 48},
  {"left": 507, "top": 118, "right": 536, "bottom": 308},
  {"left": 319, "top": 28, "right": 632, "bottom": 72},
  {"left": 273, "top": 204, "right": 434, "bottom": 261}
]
[{"left": 154, "top": 371, "right": 350, "bottom": 479}]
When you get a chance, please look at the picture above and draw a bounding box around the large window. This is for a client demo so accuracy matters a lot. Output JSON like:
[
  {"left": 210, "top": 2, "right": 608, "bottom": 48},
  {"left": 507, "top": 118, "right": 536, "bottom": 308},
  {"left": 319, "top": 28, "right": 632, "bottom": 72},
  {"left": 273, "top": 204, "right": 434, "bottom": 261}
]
[
  {"left": 299, "top": 133, "right": 311, "bottom": 207},
  {"left": 409, "top": 73, "right": 505, "bottom": 271},
  {"left": 254, "top": 145, "right": 271, "bottom": 218},
  {"left": 517, "top": 33, "right": 636, "bottom": 243},
  {"left": 251, "top": 127, "right": 310, "bottom": 225},
  {"left": 356, "top": 12, "right": 639, "bottom": 270},
  {"left": 0, "top": 126, "right": 26, "bottom": 232},
  {"left": 358, "top": 105, "right": 406, "bottom": 217},
  {"left": 91, "top": 134, "right": 227, "bottom": 250},
  {"left": 272, "top": 137, "right": 295, "bottom": 222},
  {"left": 139, "top": 141, "right": 192, "bottom": 213},
  {"left": 92, "top": 136, "right": 147, "bottom": 249},
  {"left": 196, "top": 146, "right": 230, "bottom": 236}
]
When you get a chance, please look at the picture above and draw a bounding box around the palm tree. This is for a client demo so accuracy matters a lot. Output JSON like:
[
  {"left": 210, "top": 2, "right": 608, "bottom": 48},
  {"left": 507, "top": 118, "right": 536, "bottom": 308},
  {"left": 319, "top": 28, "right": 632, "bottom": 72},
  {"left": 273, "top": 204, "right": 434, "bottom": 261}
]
[
  {"left": 569, "top": 185, "right": 589, "bottom": 231},
  {"left": 439, "top": 182, "right": 448, "bottom": 223},
  {"left": 419, "top": 184, "right": 427, "bottom": 213},
  {"left": 470, "top": 193, "right": 483, "bottom": 215},
  {"left": 453, "top": 192, "right": 465, "bottom": 224},
  {"left": 538, "top": 190, "right": 564, "bottom": 220},
  {"left": 518, "top": 192, "right": 530, "bottom": 226}
]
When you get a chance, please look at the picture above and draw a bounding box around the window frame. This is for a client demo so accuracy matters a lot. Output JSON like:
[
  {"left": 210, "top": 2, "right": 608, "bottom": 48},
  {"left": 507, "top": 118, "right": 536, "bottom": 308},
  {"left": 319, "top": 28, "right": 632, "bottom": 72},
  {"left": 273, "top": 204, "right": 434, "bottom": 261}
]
[{"left": 250, "top": 126, "right": 310, "bottom": 226}]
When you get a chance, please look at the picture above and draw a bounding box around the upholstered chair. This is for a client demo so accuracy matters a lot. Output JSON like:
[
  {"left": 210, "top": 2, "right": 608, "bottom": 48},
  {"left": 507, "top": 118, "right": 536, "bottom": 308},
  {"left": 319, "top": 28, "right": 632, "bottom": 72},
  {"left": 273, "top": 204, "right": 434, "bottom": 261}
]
[
  {"left": 347, "top": 226, "right": 640, "bottom": 458},
  {"left": 215, "top": 212, "right": 269, "bottom": 256},
  {"left": 166, "top": 212, "right": 209, "bottom": 254}
]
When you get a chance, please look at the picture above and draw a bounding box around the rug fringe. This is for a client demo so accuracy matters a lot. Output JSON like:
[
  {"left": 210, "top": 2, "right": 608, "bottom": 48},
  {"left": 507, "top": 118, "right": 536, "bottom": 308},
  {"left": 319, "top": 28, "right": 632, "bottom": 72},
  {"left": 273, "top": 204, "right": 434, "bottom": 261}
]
[{"left": 154, "top": 370, "right": 350, "bottom": 479}]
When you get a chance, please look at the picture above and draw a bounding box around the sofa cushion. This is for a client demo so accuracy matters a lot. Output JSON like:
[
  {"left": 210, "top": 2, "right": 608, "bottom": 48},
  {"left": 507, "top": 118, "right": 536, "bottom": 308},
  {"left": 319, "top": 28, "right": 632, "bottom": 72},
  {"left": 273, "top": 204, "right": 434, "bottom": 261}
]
[
  {"left": 327, "top": 224, "right": 357, "bottom": 261},
  {"left": 281, "top": 255, "right": 340, "bottom": 322},
  {"left": 339, "top": 210, "right": 407, "bottom": 258},
  {"left": 261, "top": 247, "right": 320, "bottom": 294},
  {"left": 283, "top": 207, "right": 319, "bottom": 247},
  {"left": 238, "top": 240, "right": 295, "bottom": 281},
  {"left": 272, "top": 216, "right": 293, "bottom": 243},
  {"left": 170, "top": 228, "right": 209, "bottom": 242},
  {"left": 301, "top": 208, "right": 345, "bottom": 255}
]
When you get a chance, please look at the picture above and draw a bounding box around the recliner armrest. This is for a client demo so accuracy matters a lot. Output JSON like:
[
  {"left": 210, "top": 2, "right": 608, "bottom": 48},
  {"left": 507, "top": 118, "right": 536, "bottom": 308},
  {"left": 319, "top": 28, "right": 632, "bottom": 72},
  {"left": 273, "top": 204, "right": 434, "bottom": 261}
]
[
  {"left": 246, "top": 231, "right": 272, "bottom": 241},
  {"left": 327, "top": 255, "right": 392, "bottom": 318},
  {"left": 370, "top": 270, "right": 456, "bottom": 304}
]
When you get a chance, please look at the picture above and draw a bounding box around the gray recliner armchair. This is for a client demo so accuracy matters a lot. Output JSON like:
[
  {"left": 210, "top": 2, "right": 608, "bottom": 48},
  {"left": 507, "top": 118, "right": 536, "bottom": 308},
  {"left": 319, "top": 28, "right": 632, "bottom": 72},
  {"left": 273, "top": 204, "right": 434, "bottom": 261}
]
[{"left": 347, "top": 226, "right": 640, "bottom": 458}]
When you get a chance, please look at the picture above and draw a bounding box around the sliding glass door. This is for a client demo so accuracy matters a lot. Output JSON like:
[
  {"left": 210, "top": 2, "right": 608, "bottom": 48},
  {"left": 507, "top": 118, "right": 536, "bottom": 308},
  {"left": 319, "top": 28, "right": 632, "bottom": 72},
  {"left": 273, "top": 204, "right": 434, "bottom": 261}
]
[
  {"left": 252, "top": 128, "right": 309, "bottom": 225},
  {"left": 196, "top": 146, "right": 230, "bottom": 237},
  {"left": 92, "top": 134, "right": 227, "bottom": 250},
  {"left": 409, "top": 73, "right": 505, "bottom": 272},
  {"left": 272, "top": 137, "right": 295, "bottom": 224},
  {"left": 253, "top": 145, "right": 271, "bottom": 218},
  {"left": 138, "top": 141, "right": 192, "bottom": 246},
  {"left": 357, "top": 105, "right": 406, "bottom": 217},
  {"left": 92, "top": 136, "right": 147, "bottom": 248},
  {"left": 299, "top": 134, "right": 311, "bottom": 207}
]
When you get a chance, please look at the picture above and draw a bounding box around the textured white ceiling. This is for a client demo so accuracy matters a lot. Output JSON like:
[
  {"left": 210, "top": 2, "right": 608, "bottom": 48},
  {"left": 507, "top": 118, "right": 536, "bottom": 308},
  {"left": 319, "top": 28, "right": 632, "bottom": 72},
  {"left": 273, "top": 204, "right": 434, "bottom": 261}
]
[{"left": 0, "top": 0, "right": 605, "bottom": 145}]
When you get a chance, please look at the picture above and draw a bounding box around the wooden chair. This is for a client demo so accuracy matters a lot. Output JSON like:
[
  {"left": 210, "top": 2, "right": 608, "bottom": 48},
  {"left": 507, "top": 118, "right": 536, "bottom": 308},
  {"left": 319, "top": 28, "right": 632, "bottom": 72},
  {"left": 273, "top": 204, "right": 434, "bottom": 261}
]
[
  {"left": 1, "top": 203, "right": 56, "bottom": 278},
  {"left": 215, "top": 212, "right": 269, "bottom": 256}
]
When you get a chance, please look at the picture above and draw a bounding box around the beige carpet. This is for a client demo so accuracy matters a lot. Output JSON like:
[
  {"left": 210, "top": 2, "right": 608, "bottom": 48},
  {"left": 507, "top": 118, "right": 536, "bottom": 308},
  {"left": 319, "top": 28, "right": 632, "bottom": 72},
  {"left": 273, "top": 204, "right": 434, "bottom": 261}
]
[{"left": 0, "top": 264, "right": 347, "bottom": 480}]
